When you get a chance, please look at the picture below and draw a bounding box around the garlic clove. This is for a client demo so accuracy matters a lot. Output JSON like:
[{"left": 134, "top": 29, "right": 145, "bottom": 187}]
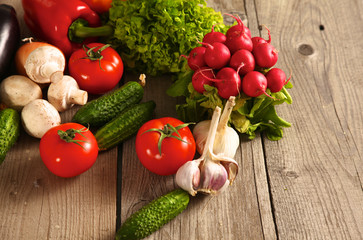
[
  {"left": 213, "top": 153, "right": 239, "bottom": 184},
  {"left": 198, "top": 158, "right": 229, "bottom": 195},
  {"left": 213, "top": 126, "right": 240, "bottom": 158},
  {"left": 175, "top": 159, "right": 202, "bottom": 196}
]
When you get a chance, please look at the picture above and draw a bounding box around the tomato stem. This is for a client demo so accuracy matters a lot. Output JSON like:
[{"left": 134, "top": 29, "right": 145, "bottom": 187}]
[
  {"left": 58, "top": 127, "right": 89, "bottom": 149},
  {"left": 142, "top": 123, "right": 194, "bottom": 156},
  {"left": 80, "top": 44, "right": 111, "bottom": 71}
]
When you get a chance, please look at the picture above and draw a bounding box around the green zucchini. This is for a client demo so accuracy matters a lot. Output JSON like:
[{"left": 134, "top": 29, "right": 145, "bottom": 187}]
[
  {"left": 72, "top": 80, "right": 144, "bottom": 127},
  {"left": 115, "top": 189, "right": 190, "bottom": 240},
  {"left": 0, "top": 108, "right": 20, "bottom": 164},
  {"left": 95, "top": 101, "right": 156, "bottom": 150}
]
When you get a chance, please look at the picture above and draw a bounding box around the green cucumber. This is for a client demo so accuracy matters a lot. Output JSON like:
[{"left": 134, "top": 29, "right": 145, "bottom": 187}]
[
  {"left": 72, "top": 80, "right": 144, "bottom": 127},
  {"left": 0, "top": 108, "right": 20, "bottom": 164},
  {"left": 115, "top": 189, "right": 190, "bottom": 240},
  {"left": 95, "top": 101, "right": 155, "bottom": 150}
]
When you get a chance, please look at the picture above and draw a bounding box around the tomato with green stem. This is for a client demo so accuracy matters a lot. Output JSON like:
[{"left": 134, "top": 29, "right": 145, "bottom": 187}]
[
  {"left": 39, "top": 123, "right": 98, "bottom": 178},
  {"left": 135, "top": 117, "right": 196, "bottom": 176},
  {"left": 68, "top": 43, "right": 124, "bottom": 95}
]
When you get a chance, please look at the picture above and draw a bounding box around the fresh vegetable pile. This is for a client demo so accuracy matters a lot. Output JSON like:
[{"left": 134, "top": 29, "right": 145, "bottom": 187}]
[
  {"left": 0, "top": 0, "right": 295, "bottom": 239},
  {"left": 168, "top": 16, "right": 293, "bottom": 141}
]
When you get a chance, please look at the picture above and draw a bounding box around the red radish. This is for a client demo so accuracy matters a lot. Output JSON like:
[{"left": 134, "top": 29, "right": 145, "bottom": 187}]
[
  {"left": 199, "top": 41, "right": 231, "bottom": 69},
  {"left": 192, "top": 67, "right": 215, "bottom": 94},
  {"left": 200, "top": 67, "right": 241, "bottom": 99},
  {"left": 253, "top": 42, "right": 278, "bottom": 68},
  {"left": 214, "top": 67, "right": 242, "bottom": 99},
  {"left": 229, "top": 49, "right": 255, "bottom": 76},
  {"left": 242, "top": 71, "right": 271, "bottom": 97},
  {"left": 265, "top": 68, "right": 291, "bottom": 92},
  {"left": 203, "top": 24, "right": 227, "bottom": 44},
  {"left": 224, "top": 14, "right": 253, "bottom": 54},
  {"left": 181, "top": 46, "right": 206, "bottom": 71},
  {"left": 225, "top": 13, "right": 252, "bottom": 38},
  {"left": 225, "top": 33, "right": 253, "bottom": 54},
  {"left": 251, "top": 25, "right": 271, "bottom": 51}
]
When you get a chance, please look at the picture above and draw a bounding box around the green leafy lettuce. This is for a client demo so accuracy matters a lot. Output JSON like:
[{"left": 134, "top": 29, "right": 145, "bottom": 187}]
[
  {"left": 167, "top": 69, "right": 293, "bottom": 141},
  {"left": 107, "top": 0, "right": 227, "bottom": 76}
]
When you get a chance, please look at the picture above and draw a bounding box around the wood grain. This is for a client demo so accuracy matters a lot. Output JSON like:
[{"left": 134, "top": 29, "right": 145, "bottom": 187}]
[{"left": 254, "top": 0, "right": 363, "bottom": 239}]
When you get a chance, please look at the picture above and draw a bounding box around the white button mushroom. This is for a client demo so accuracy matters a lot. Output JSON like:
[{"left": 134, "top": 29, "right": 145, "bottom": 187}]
[
  {"left": 0, "top": 75, "right": 43, "bottom": 111},
  {"left": 24, "top": 45, "right": 66, "bottom": 84},
  {"left": 47, "top": 71, "right": 88, "bottom": 112},
  {"left": 21, "top": 99, "right": 61, "bottom": 138}
]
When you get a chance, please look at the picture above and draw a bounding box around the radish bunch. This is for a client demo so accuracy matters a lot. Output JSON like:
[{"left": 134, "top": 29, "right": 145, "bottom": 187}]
[{"left": 184, "top": 14, "right": 290, "bottom": 99}]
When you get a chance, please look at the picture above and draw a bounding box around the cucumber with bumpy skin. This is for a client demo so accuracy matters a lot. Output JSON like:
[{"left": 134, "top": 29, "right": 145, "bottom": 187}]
[
  {"left": 115, "top": 189, "right": 190, "bottom": 240},
  {"left": 0, "top": 108, "right": 20, "bottom": 164},
  {"left": 95, "top": 101, "right": 156, "bottom": 150},
  {"left": 72, "top": 79, "right": 145, "bottom": 127}
]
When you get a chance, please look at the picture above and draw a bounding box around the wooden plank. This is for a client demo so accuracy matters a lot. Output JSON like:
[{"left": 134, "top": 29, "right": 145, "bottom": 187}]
[
  {"left": 243, "top": 1, "right": 279, "bottom": 239},
  {"left": 0, "top": 0, "right": 117, "bottom": 239},
  {"left": 254, "top": 0, "right": 363, "bottom": 239}
]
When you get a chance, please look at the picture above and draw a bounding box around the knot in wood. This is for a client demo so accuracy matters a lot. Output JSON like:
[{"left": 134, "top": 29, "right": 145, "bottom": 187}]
[{"left": 298, "top": 44, "right": 314, "bottom": 56}]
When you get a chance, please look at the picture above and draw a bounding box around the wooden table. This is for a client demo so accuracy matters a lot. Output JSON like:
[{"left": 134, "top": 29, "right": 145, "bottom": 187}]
[{"left": 1, "top": 0, "right": 362, "bottom": 239}]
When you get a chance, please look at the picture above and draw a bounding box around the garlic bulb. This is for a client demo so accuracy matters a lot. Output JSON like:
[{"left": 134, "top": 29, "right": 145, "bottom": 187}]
[
  {"left": 193, "top": 96, "right": 240, "bottom": 158},
  {"left": 175, "top": 106, "right": 238, "bottom": 196}
]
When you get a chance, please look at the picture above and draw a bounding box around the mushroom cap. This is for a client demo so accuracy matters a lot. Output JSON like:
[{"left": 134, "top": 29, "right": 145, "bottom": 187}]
[
  {"left": 0, "top": 75, "right": 42, "bottom": 111},
  {"left": 21, "top": 99, "right": 61, "bottom": 138},
  {"left": 25, "top": 46, "right": 66, "bottom": 84}
]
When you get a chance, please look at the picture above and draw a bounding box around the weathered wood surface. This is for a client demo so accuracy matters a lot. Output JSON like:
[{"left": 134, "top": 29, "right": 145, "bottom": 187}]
[{"left": 0, "top": 0, "right": 362, "bottom": 239}]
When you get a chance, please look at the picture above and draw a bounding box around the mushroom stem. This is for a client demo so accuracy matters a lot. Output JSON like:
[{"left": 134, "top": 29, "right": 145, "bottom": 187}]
[
  {"left": 69, "top": 87, "right": 88, "bottom": 106},
  {"left": 48, "top": 74, "right": 88, "bottom": 112}
]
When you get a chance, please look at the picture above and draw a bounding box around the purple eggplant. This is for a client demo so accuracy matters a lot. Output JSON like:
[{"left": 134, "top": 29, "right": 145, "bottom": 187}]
[{"left": 0, "top": 4, "right": 20, "bottom": 80}]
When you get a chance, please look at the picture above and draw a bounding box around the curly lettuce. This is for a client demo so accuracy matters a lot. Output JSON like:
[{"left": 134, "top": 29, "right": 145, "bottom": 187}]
[{"left": 107, "top": 0, "right": 227, "bottom": 76}]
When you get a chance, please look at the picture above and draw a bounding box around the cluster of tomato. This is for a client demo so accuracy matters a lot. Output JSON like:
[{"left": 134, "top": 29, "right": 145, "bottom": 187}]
[
  {"left": 3, "top": 0, "right": 195, "bottom": 180},
  {"left": 43, "top": 43, "right": 198, "bottom": 178},
  {"left": 39, "top": 43, "right": 124, "bottom": 178},
  {"left": 185, "top": 14, "right": 290, "bottom": 100}
]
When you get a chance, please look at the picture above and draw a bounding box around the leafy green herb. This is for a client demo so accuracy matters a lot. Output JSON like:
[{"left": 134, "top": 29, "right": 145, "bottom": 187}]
[{"left": 107, "top": 0, "right": 227, "bottom": 76}]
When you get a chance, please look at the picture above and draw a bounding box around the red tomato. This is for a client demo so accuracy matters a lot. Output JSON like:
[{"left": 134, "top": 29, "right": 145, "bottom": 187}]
[
  {"left": 39, "top": 123, "right": 98, "bottom": 178},
  {"left": 68, "top": 43, "right": 123, "bottom": 95},
  {"left": 135, "top": 117, "right": 196, "bottom": 176}
]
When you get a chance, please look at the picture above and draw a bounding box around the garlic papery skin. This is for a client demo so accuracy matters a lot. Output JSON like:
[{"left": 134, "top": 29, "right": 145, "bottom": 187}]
[
  {"left": 193, "top": 96, "right": 240, "bottom": 158},
  {"left": 176, "top": 106, "right": 239, "bottom": 196},
  {"left": 193, "top": 120, "right": 210, "bottom": 154}
]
